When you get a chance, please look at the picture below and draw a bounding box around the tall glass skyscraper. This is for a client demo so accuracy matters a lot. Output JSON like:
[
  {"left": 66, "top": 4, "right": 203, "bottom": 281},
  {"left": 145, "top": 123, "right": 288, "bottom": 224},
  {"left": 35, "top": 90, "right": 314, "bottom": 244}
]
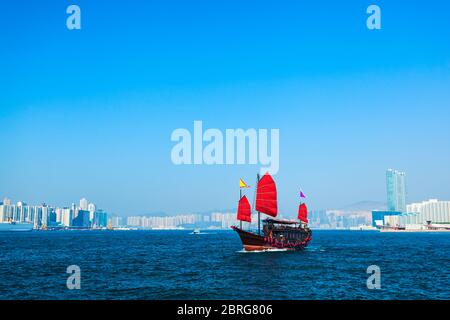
[{"left": 386, "top": 169, "right": 406, "bottom": 213}]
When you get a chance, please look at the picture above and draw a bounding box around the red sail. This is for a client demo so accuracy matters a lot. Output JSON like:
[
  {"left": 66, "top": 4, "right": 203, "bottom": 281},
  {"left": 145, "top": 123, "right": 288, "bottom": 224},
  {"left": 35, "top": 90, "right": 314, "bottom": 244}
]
[
  {"left": 255, "top": 173, "right": 278, "bottom": 217},
  {"left": 298, "top": 203, "right": 308, "bottom": 223},
  {"left": 237, "top": 195, "right": 252, "bottom": 222}
]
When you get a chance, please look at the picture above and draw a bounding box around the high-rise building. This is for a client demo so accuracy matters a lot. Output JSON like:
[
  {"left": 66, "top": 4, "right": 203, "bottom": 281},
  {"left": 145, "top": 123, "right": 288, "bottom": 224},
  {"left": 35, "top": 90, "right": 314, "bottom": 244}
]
[
  {"left": 72, "top": 210, "right": 90, "bottom": 227},
  {"left": 93, "top": 209, "right": 108, "bottom": 228},
  {"left": 386, "top": 169, "right": 406, "bottom": 213},
  {"left": 111, "top": 216, "right": 123, "bottom": 227},
  {"left": 61, "top": 208, "right": 73, "bottom": 227},
  {"left": 48, "top": 208, "right": 57, "bottom": 226},
  {"left": 0, "top": 204, "right": 7, "bottom": 222},
  {"left": 79, "top": 198, "right": 88, "bottom": 211},
  {"left": 88, "top": 203, "right": 96, "bottom": 221},
  {"left": 41, "top": 205, "right": 50, "bottom": 227}
]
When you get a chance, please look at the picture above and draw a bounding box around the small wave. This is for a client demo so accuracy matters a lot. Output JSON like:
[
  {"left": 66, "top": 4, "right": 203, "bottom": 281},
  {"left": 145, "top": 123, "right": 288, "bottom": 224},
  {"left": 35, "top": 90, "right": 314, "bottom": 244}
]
[
  {"left": 304, "top": 245, "right": 324, "bottom": 252},
  {"left": 237, "top": 248, "right": 289, "bottom": 253}
]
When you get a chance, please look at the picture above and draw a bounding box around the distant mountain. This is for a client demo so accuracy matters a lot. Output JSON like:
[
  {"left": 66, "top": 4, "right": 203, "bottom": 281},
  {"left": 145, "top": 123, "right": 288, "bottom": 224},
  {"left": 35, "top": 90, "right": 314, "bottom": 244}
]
[{"left": 338, "top": 201, "right": 386, "bottom": 212}]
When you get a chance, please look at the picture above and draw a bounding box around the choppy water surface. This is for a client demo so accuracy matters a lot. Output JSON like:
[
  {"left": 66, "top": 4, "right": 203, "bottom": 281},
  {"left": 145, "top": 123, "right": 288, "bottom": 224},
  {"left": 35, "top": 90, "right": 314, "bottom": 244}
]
[{"left": 0, "top": 230, "right": 449, "bottom": 299}]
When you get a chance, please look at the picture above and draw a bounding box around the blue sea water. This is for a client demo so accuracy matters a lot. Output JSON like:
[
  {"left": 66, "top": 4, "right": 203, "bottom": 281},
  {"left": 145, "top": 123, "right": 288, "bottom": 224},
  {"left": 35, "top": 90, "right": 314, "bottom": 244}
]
[{"left": 0, "top": 230, "right": 449, "bottom": 300}]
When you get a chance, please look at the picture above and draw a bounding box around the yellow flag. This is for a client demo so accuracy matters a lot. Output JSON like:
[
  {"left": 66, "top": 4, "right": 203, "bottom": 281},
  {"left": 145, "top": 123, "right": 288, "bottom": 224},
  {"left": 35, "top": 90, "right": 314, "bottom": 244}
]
[{"left": 239, "top": 179, "right": 250, "bottom": 188}]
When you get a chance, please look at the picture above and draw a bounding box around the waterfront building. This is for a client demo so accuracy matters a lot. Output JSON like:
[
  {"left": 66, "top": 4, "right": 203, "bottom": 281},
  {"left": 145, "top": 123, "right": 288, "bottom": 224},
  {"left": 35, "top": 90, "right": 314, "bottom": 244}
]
[
  {"left": 72, "top": 210, "right": 90, "bottom": 227},
  {"left": 16, "top": 202, "right": 28, "bottom": 222},
  {"left": 371, "top": 210, "right": 401, "bottom": 227},
  {"left": 111, "top": 216, "right": 123, "bottom": 227},
  {"left": 47, "top": 207, "right": 57, "bottom": 226},
  {"left": 41, "top": 205, "right": 50, "bottom": 227},
  {"left": 55, "top": 207, "right": 62, "bottom": 224},
  {"left": 31, "top": 205, "right": 43, "bottom": 228},
  {"left": 61, "top": 208, "right": 73, "bottom": 227},
  {"left": 0, "top": 204, "right": 8, "bottom": 222},
  {"left": 93, "top": 210, "right": 108, "bottom": 228},
  {"left": 406, "top": 199, "right": 450, "bottom": 224},
  {"left": 384, "top": 215, "right": 400, "bottom": 227},
  {"left": 386, "top": 169, "right": 406, "bottom": 212},
  {"left": 383, "top": 199, "right": 450, "bottom": 227}
]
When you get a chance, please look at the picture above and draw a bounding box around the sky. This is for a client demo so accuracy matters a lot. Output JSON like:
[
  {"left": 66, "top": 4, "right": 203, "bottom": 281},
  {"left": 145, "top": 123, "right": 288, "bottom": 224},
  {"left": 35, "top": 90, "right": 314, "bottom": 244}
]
[{"left": 1, "top": 0, "right": 449, "bottom": 217}]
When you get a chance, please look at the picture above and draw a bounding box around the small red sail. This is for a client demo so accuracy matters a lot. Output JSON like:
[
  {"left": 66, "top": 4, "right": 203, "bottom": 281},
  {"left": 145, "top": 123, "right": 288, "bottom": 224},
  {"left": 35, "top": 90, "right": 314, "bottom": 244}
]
[
  {"left": 298, "top": 203, "right": 308, "bottom": 223},
  {"left": 237, "top": 195, "right": 252, "bottom": 222},
  {"left": 255, "top": 173, "right": 278, "bottom": 217}
]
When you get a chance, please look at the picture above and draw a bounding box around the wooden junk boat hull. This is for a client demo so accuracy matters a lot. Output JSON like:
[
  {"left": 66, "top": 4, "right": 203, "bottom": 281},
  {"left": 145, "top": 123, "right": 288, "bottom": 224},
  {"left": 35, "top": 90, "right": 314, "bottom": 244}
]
[{"left": 231, "top": 223, "right": 312, "bottom": 251}]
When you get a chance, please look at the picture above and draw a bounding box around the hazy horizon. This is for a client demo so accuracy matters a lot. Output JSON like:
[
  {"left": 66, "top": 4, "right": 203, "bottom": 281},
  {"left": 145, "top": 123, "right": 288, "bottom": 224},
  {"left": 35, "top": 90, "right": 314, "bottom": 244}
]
[{"left": 1, "top": 1, "right": 450, "bottom": 216}]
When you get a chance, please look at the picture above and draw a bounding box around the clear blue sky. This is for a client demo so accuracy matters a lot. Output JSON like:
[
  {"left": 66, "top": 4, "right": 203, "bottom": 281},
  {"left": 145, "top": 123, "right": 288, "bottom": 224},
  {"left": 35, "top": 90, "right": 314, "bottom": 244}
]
[{"left": 1, "top": 0, "right": 449, "bottom": 216}]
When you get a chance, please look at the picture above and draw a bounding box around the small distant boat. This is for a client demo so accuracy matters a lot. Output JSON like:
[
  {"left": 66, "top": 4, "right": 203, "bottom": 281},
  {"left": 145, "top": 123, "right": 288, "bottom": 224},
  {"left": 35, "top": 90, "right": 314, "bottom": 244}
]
[
  {"left": 191, "top": 228, "right": 201, "bottom": 234},
  {"left": 0, "top": 221, "right": 33, "bottom": 232},
  {"left": 231, "top": 173, "right": 312, "bottom": 251}
]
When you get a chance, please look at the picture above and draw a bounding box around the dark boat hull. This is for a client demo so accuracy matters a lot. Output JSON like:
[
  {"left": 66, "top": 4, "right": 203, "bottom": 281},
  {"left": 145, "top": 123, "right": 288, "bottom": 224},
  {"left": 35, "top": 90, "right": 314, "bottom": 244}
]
[{"left": 231, "top": 226, "right": 312, "bottom": 251}]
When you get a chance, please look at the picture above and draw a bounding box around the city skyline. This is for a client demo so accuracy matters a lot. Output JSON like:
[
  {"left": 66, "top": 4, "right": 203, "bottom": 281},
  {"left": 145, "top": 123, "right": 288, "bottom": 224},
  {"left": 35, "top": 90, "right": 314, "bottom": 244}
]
[
  {"left": 0, "top": 196, "right": 110, "bottom": 229},
  {"left": 2, "top": 1, "right": 450, "bottom": 215},
  {"left": 2, "top": 164, "right": 450, "bottom": 230},
  {"left": 0, "top": 167, "right": 440, "bottom": 218},
  {"left": 0, "top": 194, "right": 383, "bottom": 217}
]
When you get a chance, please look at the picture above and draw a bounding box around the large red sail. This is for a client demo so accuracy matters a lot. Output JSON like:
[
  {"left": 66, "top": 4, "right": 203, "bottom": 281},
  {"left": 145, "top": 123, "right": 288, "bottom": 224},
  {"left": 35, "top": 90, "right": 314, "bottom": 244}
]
[
  {"left": 298, "top": 203, "right": 308, "bottom": 223},
  {"left": 237, "top": 195, "right": 252, "bottom": 222},
  {"left": 255, "top": 173, "right": 278, "bottom": 217}
]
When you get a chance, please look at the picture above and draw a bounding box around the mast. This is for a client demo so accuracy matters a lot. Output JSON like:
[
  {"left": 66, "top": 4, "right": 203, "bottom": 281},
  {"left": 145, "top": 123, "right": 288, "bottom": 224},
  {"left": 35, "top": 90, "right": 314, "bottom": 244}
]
[
  {"left": 299, "top": 199, "right": 303, "bottom": 228},
  {"left": 239, "top": 188, "right": 242, "bottom": 229},
  {"left": 257, "top": 173, "right": 260, "bottom": 235}
]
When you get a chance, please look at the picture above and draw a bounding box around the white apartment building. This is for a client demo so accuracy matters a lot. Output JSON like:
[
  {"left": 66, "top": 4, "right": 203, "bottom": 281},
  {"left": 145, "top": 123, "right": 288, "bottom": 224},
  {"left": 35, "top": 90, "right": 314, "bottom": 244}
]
[
  {"left": 385, "top": 199, "right": 450, "bottom": 227},
  {"left": 406, "top": 199, "right": 450, "bottom": 223}
]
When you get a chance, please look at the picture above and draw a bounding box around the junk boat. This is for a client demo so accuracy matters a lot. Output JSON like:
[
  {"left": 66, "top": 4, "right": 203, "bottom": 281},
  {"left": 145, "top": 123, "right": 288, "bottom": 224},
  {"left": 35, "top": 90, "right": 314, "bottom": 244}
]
[{"left": 231, "top": 173, "right": 312, "bottom": 251}]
